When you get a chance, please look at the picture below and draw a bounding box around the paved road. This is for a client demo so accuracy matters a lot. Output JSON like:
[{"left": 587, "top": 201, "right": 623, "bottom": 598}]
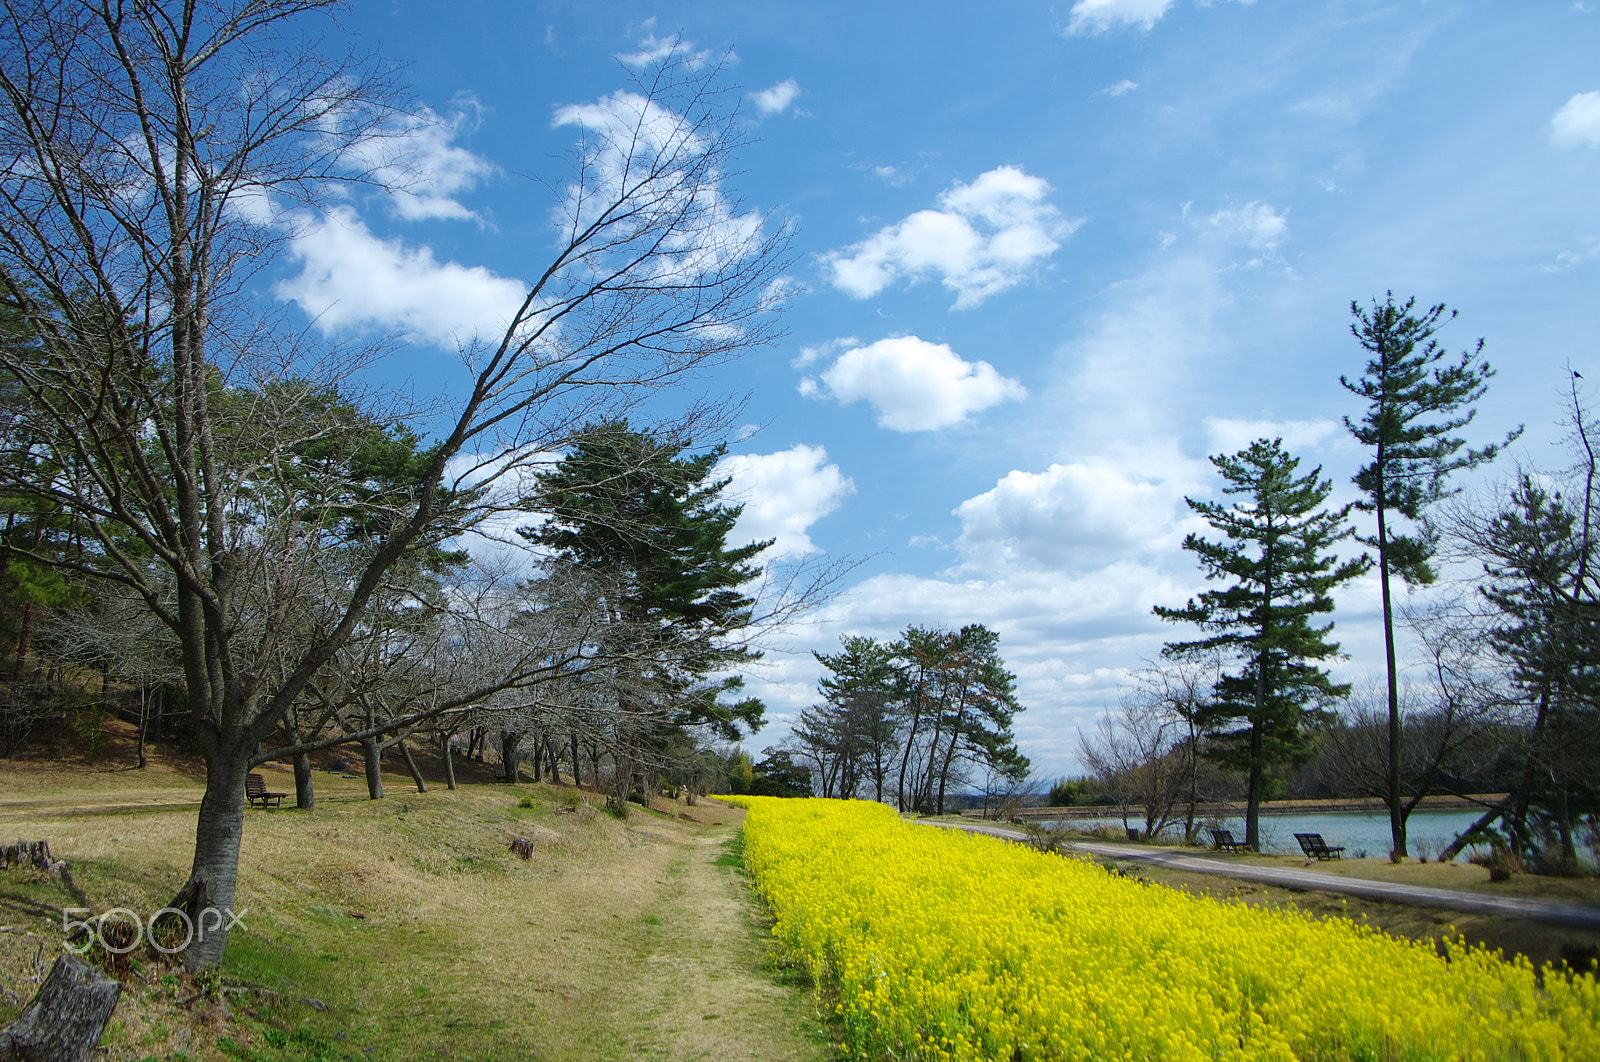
[{"left": 924, "top": 819, "right": 1600, "bottom": 931}]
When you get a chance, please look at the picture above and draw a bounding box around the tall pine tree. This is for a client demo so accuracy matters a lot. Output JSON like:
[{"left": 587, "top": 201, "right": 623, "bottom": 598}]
[
  {"left": 1156, "top": 439, "right": 1369, "bottom": 850},
  {"left": 1342, "top": 294, "right": 1518, "bottom": 860},
  {"left": 521, "top": 421, "right": 770, "bottom": 807}
]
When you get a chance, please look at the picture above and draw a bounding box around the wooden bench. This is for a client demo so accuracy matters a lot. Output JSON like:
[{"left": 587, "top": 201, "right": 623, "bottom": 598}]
[
  {"left": 1295, "top": 832, "right": 1345, "bottom": 860},
  {"left": 246, "top": 772, "right": 288, "bottom": 809},
  {"left": 1209, "top": 828, "right": 1248, "bottom": 853}
]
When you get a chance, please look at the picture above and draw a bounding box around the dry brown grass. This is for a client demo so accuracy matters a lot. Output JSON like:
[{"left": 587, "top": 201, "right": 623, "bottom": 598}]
[{"left": 0, "top": 758, "right": 828, "bottom": 1061}]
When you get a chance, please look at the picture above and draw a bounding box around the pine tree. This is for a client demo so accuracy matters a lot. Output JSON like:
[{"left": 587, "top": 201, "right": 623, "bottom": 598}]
[
  {"left": 1341, "top": 294, "right": 1519, "bottom": 860},
  {"left": 1470, "top": 476, "right": 1600, "bottom": 865},
  {"left": 1155, "top": 439, "right": 1370, "bottom": 849},
  {"left": 521, "top": 421, "right": 771, "bottom": 806}
]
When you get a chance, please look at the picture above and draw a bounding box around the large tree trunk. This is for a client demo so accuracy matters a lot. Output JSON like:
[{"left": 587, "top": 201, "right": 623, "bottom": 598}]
[
  {"left": 293, "top": 752, "right": 315, "bottom": 810},
  {"left": 135, "top": 689, "right": 149, "bottom": 770},
  {"left": 440, "top": 733, "right": 457, "bottom": 790},
  {"left": 1375, "top": 488, "right": 1408, "bottom": 863},
  {"left": 10, "top": 602, "right": 32, "bottom": 683},
  {"left": 397, "top": 739, "right": 427, "bottom": 793},
  {"left": 1244, "top": 722, "right": 1264, "bottom": 851},
  {"left": 499, "top": 730, "right": 520, "bottom": 783},
  {"left": 171, "top": 752, "right": 249, "bottom": 971},
  {"left": 569, "top": 733, "right": 582, "bottom": 787},
  {"left": 362, "top": 738, "right": 384, "bottom": 800},
  {"left": 608, "top": 752, "right": 632, "bottom": 817},
  {"left": 0, "top": 953, "right": 121, "bottom": 1062}
]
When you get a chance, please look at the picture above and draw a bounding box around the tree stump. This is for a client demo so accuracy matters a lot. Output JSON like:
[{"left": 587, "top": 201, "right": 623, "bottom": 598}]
[
  {"left": 0, "top": 953, "right": 121, "bottom": 1062},
  {"left": 0, "top": 841, "right": 63, "bottom": 874},
  {"left": 509, "top": 836, "right": 536, "bottom": 860}
]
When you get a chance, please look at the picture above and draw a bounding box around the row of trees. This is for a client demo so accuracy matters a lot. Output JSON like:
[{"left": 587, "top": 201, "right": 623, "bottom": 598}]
[
  {"left": 0, "top": 0, "right": 798, "bottom": 969},
  {"left": 1096, "top": 295, "right": 1596, "bottom": 871},
  {"left": 783, "top": 624, "right": 1030, "bottom": 814}
]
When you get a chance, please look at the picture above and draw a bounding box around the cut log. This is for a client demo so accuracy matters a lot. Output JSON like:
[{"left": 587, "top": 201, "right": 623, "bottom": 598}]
[
  {"left": 0, "top": 953, "right": 121, "bottom": 1062},
  {"left": 0, "top": 840, "right": 63, "bottom": 874}
]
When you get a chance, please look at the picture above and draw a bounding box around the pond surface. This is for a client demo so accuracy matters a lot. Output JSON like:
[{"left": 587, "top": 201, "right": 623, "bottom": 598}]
[{"left": 1055, "top": 809, "right": 1491, "bottom": 861}]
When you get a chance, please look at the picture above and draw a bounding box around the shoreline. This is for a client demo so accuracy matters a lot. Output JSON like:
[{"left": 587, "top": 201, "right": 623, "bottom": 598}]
[{"left": 968, "top": 794, "right": 1506, "bottom": 821}]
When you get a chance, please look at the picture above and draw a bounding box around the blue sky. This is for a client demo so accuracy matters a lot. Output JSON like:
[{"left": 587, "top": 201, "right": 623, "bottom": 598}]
[{"left": 281, "top": 0, "right": 1600, "bottom": 779}]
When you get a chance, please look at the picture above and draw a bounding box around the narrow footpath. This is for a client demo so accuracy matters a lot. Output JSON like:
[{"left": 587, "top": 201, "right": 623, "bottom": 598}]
[{"left": 925, "top": 819, "right": 1600, "bottom": 931}]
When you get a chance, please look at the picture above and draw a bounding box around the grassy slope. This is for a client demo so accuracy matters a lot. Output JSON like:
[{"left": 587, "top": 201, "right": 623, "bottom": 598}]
[{"left": 0, "top": 752, "right": 829, "bottom": 1062}]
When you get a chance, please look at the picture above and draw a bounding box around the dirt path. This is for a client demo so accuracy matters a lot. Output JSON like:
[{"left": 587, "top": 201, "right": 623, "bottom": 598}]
[
  {"left": 930, "top": 820, "right": 1600, "bottom": 930},
  {"left": 602, "top": 828, "right": 827, "bottom": 1062}
]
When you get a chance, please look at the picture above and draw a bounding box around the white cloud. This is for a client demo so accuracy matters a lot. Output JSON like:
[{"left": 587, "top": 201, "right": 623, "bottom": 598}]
[
  {"left": 823, "top": 166, "right": 1077, "bottom": 309},
  {"left": 339, "top": 102, "right": 497, "bottom": 221},
  {"left": 1101, "top": 79, "right": 1140, "bottom": 97},
  {"left": 1202, "top": 415, "right": 1342, "bottom": 456},
  {"left": 552, "top": 91, "right": 764, "bottom": 281},
  {"left": 1206, "top": 202, "right": 1288, "bottom": 250},
  {"left": 954, "top": 444, "right": 1209, "bottom": 571},
  {"left": 750, "top": 79, "right": 801, "bottom": 116},
  {"left": 1546, "top": 237, "right": 1600, "bottom": 272},
  {"left": 717, "top": 445, "right": 855, "bottom": 558},
  {"left": 616, "top": 32, "right": 712, "bottom": 69},
  {"left": 1551, "top": 91, "right": 1600, "bottom": 148},
  {"left": 277, "top": 206, "right": 526, "bottom": 344},
  {"left": 1067, "top": 0, "right": 1174, "bottom": 35},
  {"left": 792, "top": 335, "right": 857, "bottom": 369},
  {"left": 438, "top": 450, "right": 562, "bottom": 572},
  {"left": 803, "top": 336, "right": 1027, "bottom": 431}
]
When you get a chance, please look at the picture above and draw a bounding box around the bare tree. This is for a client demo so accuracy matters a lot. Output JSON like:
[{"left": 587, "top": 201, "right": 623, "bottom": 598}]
[
  {"left": 0, "top": 1, "right": 787, "bottom": 968},
  {"left": 1118, "top": 658, "right": 1221, "bottom": 843},
  {"left": 1316, "top": 599, "right": 1509, "bottom": 857},
  {"left": 1079, "top": 698, "right": 1188, "bottom": 842},
  {"left": 46, "top": 581, "right": 182, "bottom": 769}
]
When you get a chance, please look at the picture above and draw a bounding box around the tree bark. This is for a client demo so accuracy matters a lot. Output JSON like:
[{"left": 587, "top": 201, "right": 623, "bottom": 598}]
[
  {"left": 396, "top": 739, "right": 427, "bottom": 793},
  {"left": 1375, "top": 491, "right": 1408, "bottom": 862},
  {"left": 499, "top": 730, "right": 520, "bottom": 783},
  {"left": 293, "top": 753, "right": 315, "bottom": 810},
  {"left": 1244, "top": 722, "right": 1264, "bottom": 851},
  {"left": 1440, "top": 804, "right": 1507, "bottom": 863},
  {"left": 0, "top": 954, "right": 121, "bottom": 1062},
  {"left": 440, "top": 733, "right": 457, "bottom": 790},
  {"left": 172, "top": 752, "right": 248, "bottom": 971},
  {"left": 362, "top": 738, "right": 384, "bottom": 800},
  {"left": 10, "top": 603, "right": 31, "bottom": 684}
]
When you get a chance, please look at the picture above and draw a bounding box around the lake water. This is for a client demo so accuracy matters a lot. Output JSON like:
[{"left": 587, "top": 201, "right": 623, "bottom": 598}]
[{"left": 1054, "top": 809, "right": 1490, "bottom": 861}]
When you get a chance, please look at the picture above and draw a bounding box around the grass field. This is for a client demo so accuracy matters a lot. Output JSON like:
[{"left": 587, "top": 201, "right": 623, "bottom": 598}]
[
  {"left": 7, "top": 734, "right": 1599, "bottom": 1061},
  {"left": 0, "top": 747, "right": 829, "bottom": 1062}
]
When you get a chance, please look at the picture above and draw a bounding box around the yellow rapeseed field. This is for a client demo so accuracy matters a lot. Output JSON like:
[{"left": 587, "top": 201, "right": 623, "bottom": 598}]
[{"left": 731, "top": 797, "right": 1600, "bottom": 1061}]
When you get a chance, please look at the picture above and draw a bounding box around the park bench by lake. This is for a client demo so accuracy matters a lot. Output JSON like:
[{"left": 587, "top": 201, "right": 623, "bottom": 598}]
[
  {"left": 1210, "top": 828, "right": 1248, "bottom": 853},
  {"left": 1295, "top": 832, "right": 1346, "bottom": 861}
]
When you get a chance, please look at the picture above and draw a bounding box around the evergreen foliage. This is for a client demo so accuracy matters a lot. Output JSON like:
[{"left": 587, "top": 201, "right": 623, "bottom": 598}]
[
  {"left": 1155, "top": 438, "right": 1369, "bottom": 848},
  {"left": 1341, "top": 293, "right": 1518, "bottom": 859},
  {"left": 520, "top": 421, "right": 771, "bottom": 789}
]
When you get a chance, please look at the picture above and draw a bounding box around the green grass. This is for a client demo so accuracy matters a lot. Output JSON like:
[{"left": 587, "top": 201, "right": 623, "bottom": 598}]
[
  {"left": 712, "top": 831, "right": 745, "bottom": 869},
  {"left": 1, "top": 760, "right": 826, "bottom": 1062}
]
